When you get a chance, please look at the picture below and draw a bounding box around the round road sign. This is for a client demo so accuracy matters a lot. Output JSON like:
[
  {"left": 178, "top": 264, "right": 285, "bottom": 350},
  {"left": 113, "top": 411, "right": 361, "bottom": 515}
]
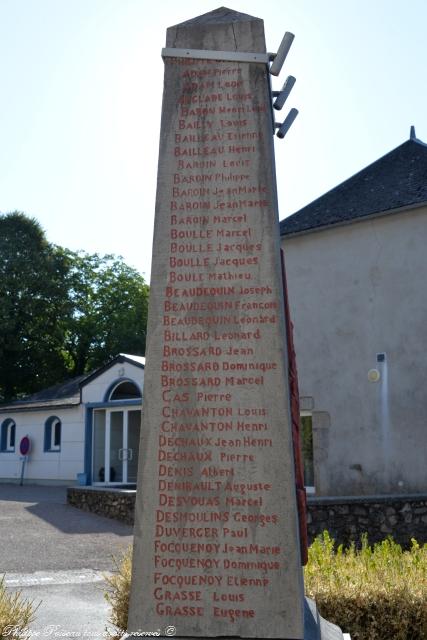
[{"left": 19, "top": 436, "right": 31, "bottom": 456}]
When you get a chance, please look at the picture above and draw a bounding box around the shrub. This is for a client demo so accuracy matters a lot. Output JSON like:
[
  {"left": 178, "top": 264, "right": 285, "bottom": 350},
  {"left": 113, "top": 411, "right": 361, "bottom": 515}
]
[
  {"left": 104, "top": 546, "right": 132, "bottom": 639},
  {"left": 304, "top": 531, "right": 427, "bottom": 640},
  {"left": 0, "top": 576, "right": 37, "bottom": 639},
  {"left": 105, "top": 534, "right": 427, "bottom": 640}
]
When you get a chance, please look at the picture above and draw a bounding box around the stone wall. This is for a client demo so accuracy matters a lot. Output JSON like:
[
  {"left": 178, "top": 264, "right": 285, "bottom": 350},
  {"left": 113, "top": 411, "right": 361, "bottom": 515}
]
[
  {"left": 67, "top": 487, "right": 135, "bottom": 526},
  {"left": 307, "top": 494, "right": 427, "bottom": 546},
  {"left": 67, "top": 488, "right": 427, "bottom": 546}
]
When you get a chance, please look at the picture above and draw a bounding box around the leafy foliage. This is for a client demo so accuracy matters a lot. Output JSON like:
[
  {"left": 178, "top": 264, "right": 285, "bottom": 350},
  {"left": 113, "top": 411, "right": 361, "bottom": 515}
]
[
  {"left": 61, "top": 250, "right": 149, "bottom": 376},
  {"left": 0, "top": 213, "right": 70, "bottom": 401},
  {"left": 305, "top": 531, "right": 427, "bottom": 640},
  {"left": 0, "top": 212, "right": 149, "bottom": 400}
]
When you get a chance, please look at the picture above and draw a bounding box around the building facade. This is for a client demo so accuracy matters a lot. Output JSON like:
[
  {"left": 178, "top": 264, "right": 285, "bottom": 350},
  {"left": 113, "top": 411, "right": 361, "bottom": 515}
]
[
  {"left": 0, "top": 354, "right": 144, "bottom": 486},
  {"left": 281, "top": 133, "right": 427, "bottom": 496}
]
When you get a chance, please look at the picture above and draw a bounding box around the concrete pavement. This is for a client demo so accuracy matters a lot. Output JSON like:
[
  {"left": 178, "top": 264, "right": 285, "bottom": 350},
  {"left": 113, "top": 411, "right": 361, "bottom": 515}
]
[{"left": 0, "top": 484, "right": 133, "bottom": 638}]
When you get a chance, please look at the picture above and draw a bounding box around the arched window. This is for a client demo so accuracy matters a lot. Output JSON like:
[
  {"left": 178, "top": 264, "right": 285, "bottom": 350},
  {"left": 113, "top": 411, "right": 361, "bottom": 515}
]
[
  {"left": 108, "top": 380, "right": 141, "bottom": 401},
  {"left": 44, "top": 416, "right": 61, "bottom": 452},
  {"left": 1, "top": 419, "right": 16, "bottom": 452}
]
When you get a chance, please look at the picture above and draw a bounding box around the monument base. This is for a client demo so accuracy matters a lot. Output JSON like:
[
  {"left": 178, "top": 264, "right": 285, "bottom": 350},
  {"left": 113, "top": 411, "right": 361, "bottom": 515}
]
[
  {"left": 304, "top": 597, "right": 346, "bottom": 639},
  {"left": 123, "top": 598, "right": 347, "bottom": 640}
]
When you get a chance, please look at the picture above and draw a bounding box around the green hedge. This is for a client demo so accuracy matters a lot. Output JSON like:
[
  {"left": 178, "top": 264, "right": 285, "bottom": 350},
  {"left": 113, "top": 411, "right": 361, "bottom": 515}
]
[
  {"left": 105, "top": 533, "right": 427, "bottom": 640},
  {"left": 304, "top": 531, "right": 427, "bottom": 640}
]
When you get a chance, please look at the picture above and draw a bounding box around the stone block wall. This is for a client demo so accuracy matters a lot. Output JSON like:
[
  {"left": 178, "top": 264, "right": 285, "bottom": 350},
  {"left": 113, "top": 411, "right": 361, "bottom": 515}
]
[
  {"left": 67, "top": 488, "right": 427, "bottom": 547},
  {"left": 67, "top": 487, "right": 135, "bottom": 525},
  {"left": 307, "top": 494, "right": 427, "bottom": 546}
]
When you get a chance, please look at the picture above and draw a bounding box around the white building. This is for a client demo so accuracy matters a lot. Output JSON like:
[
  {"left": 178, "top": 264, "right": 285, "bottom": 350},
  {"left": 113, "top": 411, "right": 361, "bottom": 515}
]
[
  {"left": 0, "top": 354, "right": 144, "bottom": 486},
  {"left": 281, "top": 131, "right": 427, "bottom": 496}
]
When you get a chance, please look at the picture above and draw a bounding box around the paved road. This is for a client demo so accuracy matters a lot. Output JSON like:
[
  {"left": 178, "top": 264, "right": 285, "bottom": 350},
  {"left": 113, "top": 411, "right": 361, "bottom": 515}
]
[{"left": 0, "top": 484, "right": 133, "bottom": 638}]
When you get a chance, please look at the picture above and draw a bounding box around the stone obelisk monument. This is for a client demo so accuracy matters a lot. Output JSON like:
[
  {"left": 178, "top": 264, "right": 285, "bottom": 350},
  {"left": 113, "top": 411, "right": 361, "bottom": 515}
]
[{"left": 127, "top": 8, "right": 345, "bottom": 640}]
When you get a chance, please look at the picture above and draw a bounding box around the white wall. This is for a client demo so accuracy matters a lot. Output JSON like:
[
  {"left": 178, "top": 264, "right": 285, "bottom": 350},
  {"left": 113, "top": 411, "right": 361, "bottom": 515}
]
[
  {"left": 0, "top": 405, "right": 84, "bottom": 483},
  {"left": 0, "top": 360, "right": 145, "bottom": 485},
  {"left": 282, "top": 205, "right": 427, "bottom": 496},
  {"left": 82, "top": 361, "right": 144, "bottom": 404}
]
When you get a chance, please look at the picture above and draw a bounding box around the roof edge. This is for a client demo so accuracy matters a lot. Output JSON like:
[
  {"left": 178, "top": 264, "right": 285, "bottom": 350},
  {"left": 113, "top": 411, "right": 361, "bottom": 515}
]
[
  {"left": 80, "top": 354, "right": 145, "bottom": 389},
  {"left": 280, "top": 138, "right": 426, "bottom": 235},
  {"left": 0, "top": 401, "right": 81, "bottom": 414},
  {"left": 281, "top": 200, "right": 427, "bottom": 239}
]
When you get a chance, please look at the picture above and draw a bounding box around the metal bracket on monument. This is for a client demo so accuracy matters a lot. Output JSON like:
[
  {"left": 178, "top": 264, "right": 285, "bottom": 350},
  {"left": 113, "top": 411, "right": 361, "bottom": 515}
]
[
  {"left": 163, "top": 34, "right": 299, "bottom": 141},
  {"left": 162, "top": 47, "right": 271, "bottom": 64},
  {"left": 267, "top": 32, "right": 299, "bottom": 139},
  {"left": 275, "top": 107, "right": 299, "bottom": 139},
  {"left": 162, "top": 34, "right": 298, "bottom": 140}
]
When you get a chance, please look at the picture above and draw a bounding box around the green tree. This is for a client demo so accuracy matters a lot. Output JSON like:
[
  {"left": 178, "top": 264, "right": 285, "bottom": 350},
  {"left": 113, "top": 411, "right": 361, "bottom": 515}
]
[
  {"left": 0, "top": 213, "right": 149, "bottom": 401},
  {"left": 0, "top": 212, "right": 70, "bottom": 401},
  {"left": 62, "top": 250, "right": 149, "bottom": 376}
]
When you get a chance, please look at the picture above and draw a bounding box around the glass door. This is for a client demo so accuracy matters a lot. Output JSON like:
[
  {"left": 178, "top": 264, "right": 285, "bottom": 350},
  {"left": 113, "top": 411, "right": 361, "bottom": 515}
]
[
  {"left": 92, "top": 408, "right": 141, "bottom": 485},
  {"left": 93, "top": 410, "right": 106, "bottom": 483},
  {"left": 127, "top": 410, "right": 141, "bottom": 483},
  {"left": 109, "top": 410, "right": 124, "bottom": 483}
]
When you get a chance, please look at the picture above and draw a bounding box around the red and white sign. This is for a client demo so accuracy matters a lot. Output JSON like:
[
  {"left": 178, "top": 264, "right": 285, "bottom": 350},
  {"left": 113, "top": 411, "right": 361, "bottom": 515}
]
[{"left": 19, "top": 436, "right": 31, "bottom": 456}]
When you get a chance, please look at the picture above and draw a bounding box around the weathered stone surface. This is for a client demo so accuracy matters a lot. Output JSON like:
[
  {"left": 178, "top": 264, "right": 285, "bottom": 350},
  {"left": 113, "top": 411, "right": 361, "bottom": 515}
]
[
  {"left": 306, "top": 495, "right": 427, "bottom": 547},
  {"left": 126, "top": 7, "right": 305, "bottom": 640},
  {"left": 67, "top": 487, "right": 135, "bottom": 525}
]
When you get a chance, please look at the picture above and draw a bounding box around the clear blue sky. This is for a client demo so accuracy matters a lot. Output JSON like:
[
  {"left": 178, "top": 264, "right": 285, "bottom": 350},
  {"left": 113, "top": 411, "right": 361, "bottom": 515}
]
[{"left": 1, "top": 0, "right": 426, "bottom": 280}]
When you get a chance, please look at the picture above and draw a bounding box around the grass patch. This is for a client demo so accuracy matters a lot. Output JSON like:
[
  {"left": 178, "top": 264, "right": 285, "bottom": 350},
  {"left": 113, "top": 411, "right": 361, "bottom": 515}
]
[
  {"left": 104, "top": 546, "right": 132, "bottom": 639},
  {"left": 105, "top": 533, "right": 427, "bottom": 640},
  {"left": 305, "top": 531, "right": 427, "bottom": 640},
  {"left": 0, "top": 576, "right": 37, "bottom": 639}
]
